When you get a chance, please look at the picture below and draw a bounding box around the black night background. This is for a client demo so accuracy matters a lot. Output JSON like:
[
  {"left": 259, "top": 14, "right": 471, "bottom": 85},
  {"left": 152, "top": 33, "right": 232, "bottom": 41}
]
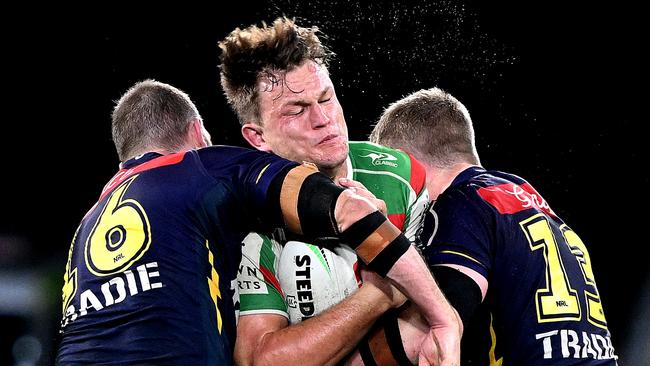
[{"left": 2, "top": 1, "right": 647, "bottom": 364}]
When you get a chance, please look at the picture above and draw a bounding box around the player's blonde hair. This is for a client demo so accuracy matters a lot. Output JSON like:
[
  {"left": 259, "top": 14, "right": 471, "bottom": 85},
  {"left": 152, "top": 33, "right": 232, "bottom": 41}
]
[
  {"left": 370, "top": 87, "right": 480, "bottom": 168},
  {"left": 112, "top": 79, "right": 201, "bottom": 161}
]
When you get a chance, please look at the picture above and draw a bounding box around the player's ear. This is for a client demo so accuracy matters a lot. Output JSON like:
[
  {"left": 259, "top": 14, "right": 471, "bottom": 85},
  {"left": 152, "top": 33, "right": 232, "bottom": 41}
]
[
  {"left": 190, "top": 119, "right": 210, "bottom": 148},
  {"left": 241, "top": 122, "right": 271, "bottom": 152}
]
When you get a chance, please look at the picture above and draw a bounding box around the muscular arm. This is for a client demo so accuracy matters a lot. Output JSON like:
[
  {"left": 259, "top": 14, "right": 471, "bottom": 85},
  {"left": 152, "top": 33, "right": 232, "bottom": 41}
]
[
  {"left": 344, "top": 266, "right": 484, "bottom": 366},
  {"left": 335, "top": 191, "right": 459, "bottom": 329},
  {"left": 277, "top": 164, "right": 462, "bottom": 363},
  {"left": 235, "top": 278, "right": 396, "bottom": 366}
]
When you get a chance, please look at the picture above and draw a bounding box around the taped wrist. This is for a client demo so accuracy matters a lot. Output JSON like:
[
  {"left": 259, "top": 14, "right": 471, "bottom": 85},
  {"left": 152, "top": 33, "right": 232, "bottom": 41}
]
[
  {"left": 279, "top": 163, "right": 344, "bottom": 238},
  {"left": 359, "top": 308, "right": 412, "bottom": 366},
  {"left": 340, "top": 211, "right": 411, "bottom": 276}
]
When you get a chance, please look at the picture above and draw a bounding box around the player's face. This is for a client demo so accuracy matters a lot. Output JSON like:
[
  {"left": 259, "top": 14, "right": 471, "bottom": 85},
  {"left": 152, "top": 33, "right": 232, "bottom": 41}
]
[{"left": 257, "top": 60, "right": 349, "bottom": 173}]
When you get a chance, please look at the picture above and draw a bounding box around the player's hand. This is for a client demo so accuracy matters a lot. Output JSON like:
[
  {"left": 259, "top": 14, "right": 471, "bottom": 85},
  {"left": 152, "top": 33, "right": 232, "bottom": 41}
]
[
  {"left": 338, "top": 177, "right": 388, "bottom": 216},
  {"left": 419, "top": 309, "right": 462, "bottom": 366},
  {"left": 360, "top": 265, "right": 407, "bottom": 308},
  {"left": 418, "top": 329, "right": 441, "bottom": 366}
]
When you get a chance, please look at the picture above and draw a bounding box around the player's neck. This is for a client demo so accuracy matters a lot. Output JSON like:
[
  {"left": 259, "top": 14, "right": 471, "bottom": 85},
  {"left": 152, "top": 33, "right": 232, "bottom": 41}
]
[{"left": 426, "top": 162, "right": 476, "bottom": 200}]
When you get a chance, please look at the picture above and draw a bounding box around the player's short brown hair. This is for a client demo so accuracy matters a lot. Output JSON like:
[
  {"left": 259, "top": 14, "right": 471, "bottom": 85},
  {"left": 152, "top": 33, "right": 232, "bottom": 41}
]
[
  {"left": 218, "top": 16, "right": 334, "bottom": 126},
  {"left": 112, "top": 79, "right": 201, "bottom": 161}
]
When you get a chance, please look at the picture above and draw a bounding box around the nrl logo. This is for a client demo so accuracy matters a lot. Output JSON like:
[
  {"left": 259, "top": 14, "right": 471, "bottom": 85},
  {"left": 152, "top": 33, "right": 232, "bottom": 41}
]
[{"left": 361, "top": 150, "right": 398, "bottom": 167}]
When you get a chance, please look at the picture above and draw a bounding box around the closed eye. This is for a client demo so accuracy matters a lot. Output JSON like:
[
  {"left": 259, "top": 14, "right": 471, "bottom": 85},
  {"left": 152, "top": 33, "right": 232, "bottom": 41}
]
[{"left": 285, "top": 106, "right": 305, "bottom": 116}]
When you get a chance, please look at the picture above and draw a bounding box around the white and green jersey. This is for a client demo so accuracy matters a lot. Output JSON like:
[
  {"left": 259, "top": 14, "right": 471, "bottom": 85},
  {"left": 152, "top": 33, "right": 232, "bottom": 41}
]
[{"left": 237, "top": 141, "right": 429, "bottom": 322}]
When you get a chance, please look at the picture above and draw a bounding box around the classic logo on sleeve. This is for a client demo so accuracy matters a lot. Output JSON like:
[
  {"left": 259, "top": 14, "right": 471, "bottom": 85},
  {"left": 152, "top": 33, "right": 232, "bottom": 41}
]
[{"left": 360, "top": 150, "right": 399, "bottom": 168}]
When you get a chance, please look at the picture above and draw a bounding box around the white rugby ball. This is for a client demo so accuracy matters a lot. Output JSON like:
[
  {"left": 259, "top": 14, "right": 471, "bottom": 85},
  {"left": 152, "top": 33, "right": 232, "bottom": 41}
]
[{"left": 277, "top": 241, "right": 360, "bottom": 324}]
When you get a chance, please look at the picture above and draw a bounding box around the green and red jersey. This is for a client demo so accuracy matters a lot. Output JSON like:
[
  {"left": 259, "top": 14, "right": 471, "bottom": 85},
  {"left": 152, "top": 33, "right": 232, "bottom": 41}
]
[{"left": 238, "top": 141, "right": 429, "bottom": 321}]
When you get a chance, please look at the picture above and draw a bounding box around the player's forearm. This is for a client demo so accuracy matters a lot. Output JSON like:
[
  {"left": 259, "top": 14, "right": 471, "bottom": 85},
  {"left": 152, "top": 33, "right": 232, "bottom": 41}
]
[
  {"left": 387, "top": 246, "right": 457, "bottom": 328},
  {"left": 251, "top": 285, "right": 391, "bottom": 366},
  {"left": 276, "top": 164, "right": 376, "bottom": 237},
  {"left": 342, "top": 303, "right": 428, "bottom": 366},
  {"left": 387, "top": 250, "right": 462, "bottom": 365},
  {"left": 335, "top": 208, "right": 455, "bottom": 326},
  {"left": 335, "top": 201, "right": 457, "bottom": 328}
]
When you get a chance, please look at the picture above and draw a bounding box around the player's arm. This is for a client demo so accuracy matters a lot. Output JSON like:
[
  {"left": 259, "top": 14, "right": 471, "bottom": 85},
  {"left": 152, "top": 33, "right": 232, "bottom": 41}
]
[
  {"left": 342, "top": 302, "right": 427, "bottom": 366},
  {"left": 343, "top": 266, "right": 484, "bottom": 366},
  {"left": 418, "top": 196, "right": 491, "bottom": 325},
  {"left": 266, "top": 163, "right": 462, "bottom": 364},
  {"left": 235, "top": 269, "right": 404, "bottom": 366},
  {"left": 235, "top": 233, "right": 401, "bottom": 366}
]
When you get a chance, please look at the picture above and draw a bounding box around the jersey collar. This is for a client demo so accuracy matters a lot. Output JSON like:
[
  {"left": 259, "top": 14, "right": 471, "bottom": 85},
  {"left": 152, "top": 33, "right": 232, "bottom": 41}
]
[
  {"left": 120, "top": 152, "right": 164, "bottom": 169},
  {"left": 449, "top": 166, "right": 486, "bottom": 188}
]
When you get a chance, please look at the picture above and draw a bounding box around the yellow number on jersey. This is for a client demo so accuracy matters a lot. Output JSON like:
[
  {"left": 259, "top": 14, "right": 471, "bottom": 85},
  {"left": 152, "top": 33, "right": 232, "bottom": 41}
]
[
  {"left": 62, "top": 226, "right": 80, "bottom": 315},
  {"left": 561, "top": 226, "right": 608, "bottom": 329},
  {"left": 521, "top": 213, "right": 608, "bottom": 328},
  {"left": 520, "top": 214, "right": 581, "bottom": 322},
  {"left": 85, "top": 175, "right": 152, "bottom": 276}
]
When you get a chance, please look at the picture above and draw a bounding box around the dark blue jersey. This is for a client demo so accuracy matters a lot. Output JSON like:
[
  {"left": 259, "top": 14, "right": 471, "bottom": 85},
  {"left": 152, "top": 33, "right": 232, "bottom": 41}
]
[
  {"left": 423, "top": 167, "right": 617, "bottom": 365},
  {"left": 57, "top": 146, "right": 297, "bottom": 365}
]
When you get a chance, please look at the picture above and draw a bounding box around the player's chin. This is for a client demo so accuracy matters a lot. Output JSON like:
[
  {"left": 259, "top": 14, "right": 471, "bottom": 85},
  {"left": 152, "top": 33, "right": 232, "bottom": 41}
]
[
  {"left": 327, "top": 141, "right": 349, "bottom": 156},
  {"left": 316, "top": 148, "right": 348, "bottom": 169}
]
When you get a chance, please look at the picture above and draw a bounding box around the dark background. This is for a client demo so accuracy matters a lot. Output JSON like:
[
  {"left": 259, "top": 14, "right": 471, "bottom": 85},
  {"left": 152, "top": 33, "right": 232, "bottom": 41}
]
[{"left": 2, "top": 1, "right": 647, "bottom": 364}]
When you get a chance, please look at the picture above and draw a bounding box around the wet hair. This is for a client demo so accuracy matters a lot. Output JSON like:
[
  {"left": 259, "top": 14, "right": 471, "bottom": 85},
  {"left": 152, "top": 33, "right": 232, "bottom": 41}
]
[
  {"left": 370, "top": 87, "right": 480, "bottom": 168},
  {"left": 112, "top": 79, "right": 201, "bottom": 161},
  {"left": 218, "top": 16, "right": 334, "bottom": 126}
]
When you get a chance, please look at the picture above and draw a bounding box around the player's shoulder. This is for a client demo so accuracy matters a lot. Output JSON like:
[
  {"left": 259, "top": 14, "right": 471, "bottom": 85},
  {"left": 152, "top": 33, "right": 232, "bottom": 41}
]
[
  {"left": 439, "top": 167, "right": 509, "bottom": 208},
  {"left": 450, "top": 167, "right": 520, "bottom": 190},
  {"left": 348, "top": 141, "right": 426, "bottom": 194},
  {"left": 196, "top": 145, "right": 265, "bottom": 162},
  {"left": 348, "top": 140, "right": 409, "bottom": 158},
  {"left": 448, "top": 167, "right": 557, "bottom": 218},
  {"left": 467, "top": 170, "right": 534, "bottom": 200},
  {"left": 196, "top": 145, "right": 295, "bottom": 182},
  {"left": 348, "top": 141, "right": 416, "bottom": 173}
]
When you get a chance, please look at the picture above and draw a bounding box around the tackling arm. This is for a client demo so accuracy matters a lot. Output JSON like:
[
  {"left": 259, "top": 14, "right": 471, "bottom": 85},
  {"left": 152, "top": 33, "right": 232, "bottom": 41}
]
[{"left": 274, "top": 164, "right": 462, "bottom": 364}]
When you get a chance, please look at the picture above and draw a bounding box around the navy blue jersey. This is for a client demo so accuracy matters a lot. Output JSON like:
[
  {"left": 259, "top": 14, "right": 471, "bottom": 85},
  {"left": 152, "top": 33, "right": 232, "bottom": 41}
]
[
  {"left": 57, "top": 146, "right": 297, "bottom": 365},
  {"left": 422, "top": 167, "right": 617, "bottom": 365}
]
